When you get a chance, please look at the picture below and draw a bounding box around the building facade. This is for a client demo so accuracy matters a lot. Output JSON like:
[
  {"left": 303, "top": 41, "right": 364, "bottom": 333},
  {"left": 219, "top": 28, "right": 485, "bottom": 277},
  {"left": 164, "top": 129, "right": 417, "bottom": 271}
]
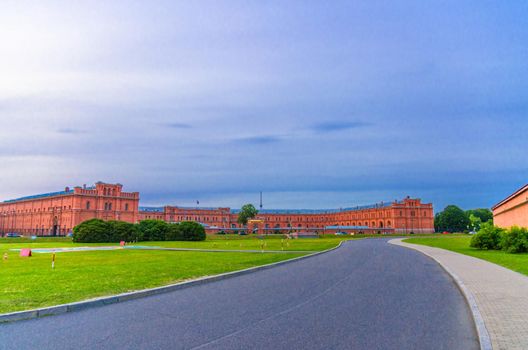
[
  {"left": 138, "top": 197, "right": 434, "bottom": 234},
  {"left": 0, "top": 182, "right": 434, "bottom": 235},
  {"left": 0, "top": 182, "right": 139, "bottom": 235},
  {"left": 492, "top": 184, "right": 528, "bottom": 229}
]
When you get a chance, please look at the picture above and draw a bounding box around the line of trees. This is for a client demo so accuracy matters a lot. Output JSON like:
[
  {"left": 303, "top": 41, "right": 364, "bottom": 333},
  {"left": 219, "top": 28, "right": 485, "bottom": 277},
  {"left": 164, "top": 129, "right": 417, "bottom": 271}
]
[
  {"left": 434, "top": 205, "right": 493, "bottom": 233},
  {"left": 72, "top": 219, "right": 206, "bottom": 243}
]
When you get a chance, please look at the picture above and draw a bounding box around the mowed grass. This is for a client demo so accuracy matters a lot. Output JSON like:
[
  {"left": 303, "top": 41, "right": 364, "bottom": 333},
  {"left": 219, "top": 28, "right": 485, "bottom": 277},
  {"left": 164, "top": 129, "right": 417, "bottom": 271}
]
[
  {"left": 404, "top": 235, "right": 528, "bottom": 276},
  {"left": 0, "top": 235, "right": 348, "bottom": 314},
  {"left": 0, "top": 235, "right": 343, "bottom": 252},
  {"left": 0, "top": 249, "right": 306, "bottom": 314}
]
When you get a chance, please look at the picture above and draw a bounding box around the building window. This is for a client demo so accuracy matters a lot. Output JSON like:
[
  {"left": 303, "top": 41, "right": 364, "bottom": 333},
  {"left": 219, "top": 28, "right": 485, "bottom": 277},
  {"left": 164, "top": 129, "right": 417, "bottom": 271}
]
[
  {"left": 125, "top": 203, "right": 129, "bottom": 211},
  {"left": 86, "top": 201, "right": 91, "bottom": 210},
  {"left": 109, "top": 203, "right": 112, "bottom": 210}
]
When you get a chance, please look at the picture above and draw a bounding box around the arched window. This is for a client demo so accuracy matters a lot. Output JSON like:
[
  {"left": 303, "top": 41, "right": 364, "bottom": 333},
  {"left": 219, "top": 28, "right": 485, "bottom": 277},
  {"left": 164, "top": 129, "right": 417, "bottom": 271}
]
[{"left": 86, "top": 201, "right": 91, "bottom": 210}]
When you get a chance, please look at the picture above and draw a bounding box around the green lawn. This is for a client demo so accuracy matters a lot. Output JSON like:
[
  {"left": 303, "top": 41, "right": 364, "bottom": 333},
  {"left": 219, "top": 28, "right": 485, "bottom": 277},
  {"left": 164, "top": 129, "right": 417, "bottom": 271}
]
[
  {"left": 404, "top": 236, "right": 528, "bottom": 276},
  {"left": 0, "top": 235, "right": 348, "bottom": 314},
  {"left": 0, "top": 248, "right": 309, "bottom": 314}
]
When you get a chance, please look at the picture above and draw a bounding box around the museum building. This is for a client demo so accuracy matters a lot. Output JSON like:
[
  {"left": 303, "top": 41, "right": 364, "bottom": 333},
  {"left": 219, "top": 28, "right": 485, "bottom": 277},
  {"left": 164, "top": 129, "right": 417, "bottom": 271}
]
[
  {"left": 492, "top": 184, "right": 528, "bottom": 229},
  {"left": 0, "top": 182, "right": 434, "bottom": 235}
]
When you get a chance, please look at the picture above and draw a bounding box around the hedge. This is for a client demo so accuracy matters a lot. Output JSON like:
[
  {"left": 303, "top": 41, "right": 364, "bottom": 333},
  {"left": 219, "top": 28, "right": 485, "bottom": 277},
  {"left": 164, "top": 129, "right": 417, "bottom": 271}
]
[
  {"left": 470, "top": 223, "right": 528, "bottom": 253},
  {"left": 73, "top": 219, "right": 206, "bottom": 243}
]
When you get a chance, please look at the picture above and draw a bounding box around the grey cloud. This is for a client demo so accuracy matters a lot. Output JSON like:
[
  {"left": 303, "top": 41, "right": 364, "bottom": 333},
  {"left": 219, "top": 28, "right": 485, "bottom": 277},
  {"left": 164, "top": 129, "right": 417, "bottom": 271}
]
[
  {"left": 233, "top": 135, "right": 282, "bottom": 145},
  {"left": 166, "top": 122, "right": 192, "bottom": 129},
  {"left": 311, "top": 121, "right": 371, "bottom": 133}
]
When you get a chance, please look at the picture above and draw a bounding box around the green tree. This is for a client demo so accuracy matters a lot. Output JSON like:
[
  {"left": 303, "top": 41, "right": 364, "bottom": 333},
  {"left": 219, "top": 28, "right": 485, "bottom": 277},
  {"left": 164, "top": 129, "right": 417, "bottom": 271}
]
[
  {"left": 466, "top": 208, "right": 493, "bottom": 225},
  {"left": 468, "top": 214, "right": 482, "bottom": 232},
  {"left": 237, "top": 204, "right": 258, "bottom": 226},
  {"left": 166, "top": 223, "right": 183, "bottom": 241},
  {"left": 73, "top": 219, "right": 112, "bottom": 243},
  {"left": 177, "top": 221, "right": 206, "bottom": 241},
  {"left": 434, "top": 205, "right": 470, "bottom": 233},
  {"left": 108, "top": 220, "right": 141, "bottom": 242},
  {"left": 137, "top": 220, "right": 169, "bottom": 241}
]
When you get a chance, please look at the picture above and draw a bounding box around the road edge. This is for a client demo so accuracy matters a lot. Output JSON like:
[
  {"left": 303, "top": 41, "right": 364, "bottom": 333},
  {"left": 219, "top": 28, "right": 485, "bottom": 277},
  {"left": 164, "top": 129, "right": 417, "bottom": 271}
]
[
  {"left": 0, "top": 241, "right": 345, "bottom": 324},
  {"left": 388, "top": 238, "right": 492, "bottom": 350}
]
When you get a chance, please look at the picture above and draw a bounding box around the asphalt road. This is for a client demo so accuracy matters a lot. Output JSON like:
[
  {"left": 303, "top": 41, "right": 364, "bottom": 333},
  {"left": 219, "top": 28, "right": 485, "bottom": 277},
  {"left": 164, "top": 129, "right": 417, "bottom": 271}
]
[{"left": 0, "top": 239, "right": 479, "bottom": 350}]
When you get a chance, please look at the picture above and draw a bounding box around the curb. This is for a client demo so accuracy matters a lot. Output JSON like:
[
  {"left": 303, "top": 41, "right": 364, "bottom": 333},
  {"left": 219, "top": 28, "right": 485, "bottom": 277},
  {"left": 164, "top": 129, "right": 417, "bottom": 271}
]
[
  {"left": 0, "top": 241, "right": 345, "bottom": 324},
  {"left": 388, "top": 238, "right": 492, "bottom": 350}
]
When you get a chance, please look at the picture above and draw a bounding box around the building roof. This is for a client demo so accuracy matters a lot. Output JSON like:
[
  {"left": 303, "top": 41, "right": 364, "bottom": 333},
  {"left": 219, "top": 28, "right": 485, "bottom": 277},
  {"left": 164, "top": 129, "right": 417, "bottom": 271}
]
[
  {"left": 139, "top": 206, "right": 165, "bottom": 213},
  {"left": 492, "top": 184, "right": 528, "bottom": 210},
  {"left": 139, "top": 201, "right": 394, "bottom": 215},
  {"left": 231, "top": 202, "right": 393, "bottom": 214},
  {"left": 2, "top": 189, "right": 75, "bottom": 203}
]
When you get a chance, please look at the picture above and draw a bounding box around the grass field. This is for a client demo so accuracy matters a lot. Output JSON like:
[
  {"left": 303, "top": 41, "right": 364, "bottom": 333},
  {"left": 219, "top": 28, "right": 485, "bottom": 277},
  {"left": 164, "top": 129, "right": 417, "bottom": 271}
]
[
  {"left": 0, "top": 235, "right": 347, "bottom": 314},
  {"left": 404, "top": 236, "right": 528, "bottom": 276}
]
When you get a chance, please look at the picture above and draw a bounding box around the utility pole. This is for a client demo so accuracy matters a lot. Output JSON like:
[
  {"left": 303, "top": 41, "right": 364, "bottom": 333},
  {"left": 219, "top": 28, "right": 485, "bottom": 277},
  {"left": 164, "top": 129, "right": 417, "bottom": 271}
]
[{"left": 259, "top": 191, "right": 263, "bottom": 210}]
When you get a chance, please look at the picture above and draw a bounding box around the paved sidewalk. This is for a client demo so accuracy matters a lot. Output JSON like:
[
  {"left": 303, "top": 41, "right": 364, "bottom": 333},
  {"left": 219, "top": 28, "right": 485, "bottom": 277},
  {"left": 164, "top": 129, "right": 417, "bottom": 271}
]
[{"left": 390, "top": 238, "right": 528, "bottom": 350}]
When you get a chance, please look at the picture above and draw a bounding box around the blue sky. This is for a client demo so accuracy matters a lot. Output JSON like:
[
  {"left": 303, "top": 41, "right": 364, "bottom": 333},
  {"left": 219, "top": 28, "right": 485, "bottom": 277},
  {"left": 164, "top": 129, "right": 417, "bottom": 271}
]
[{"left": 0, "top": 1, "right": 527, "bottom": 212}]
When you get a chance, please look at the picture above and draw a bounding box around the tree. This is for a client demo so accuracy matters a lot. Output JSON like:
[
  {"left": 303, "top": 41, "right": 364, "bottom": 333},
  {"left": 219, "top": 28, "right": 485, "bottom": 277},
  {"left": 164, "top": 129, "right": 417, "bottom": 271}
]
[
  {"left": 108, "top": 220, "right": 141, "bottom": 242},
  {"left": 73, "top": 219, "right": 112, "bottom": 243},
  {"left": 165, "top": 223, "right": 183, "bottom": 241},
  {"left": 137, "top": 220, "right": 169, "bottom": 241},
  {"left": 177, "top": 221, "right": 206, "bottom": 241},
  {"left": 466, "top": 208, "right": 493, "bottom": 225},
  {"left": 237, "top": 204, "right": 258, "bottom": 226},
  {"left": 434, "top": 205, "right": 470, "bottom": 233},
  {"left": 468, "top": 214, "right": 482, "bottom": 232}
]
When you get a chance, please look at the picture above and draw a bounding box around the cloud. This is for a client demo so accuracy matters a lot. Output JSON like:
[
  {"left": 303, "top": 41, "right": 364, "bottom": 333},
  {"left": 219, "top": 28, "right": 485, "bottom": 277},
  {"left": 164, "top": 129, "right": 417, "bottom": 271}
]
[
  {"left": 165, "top": 122, "right": 192, "bottom": 129},
  {"left": 311, "top": 121, "right": 371, "bottom": 133},
  {"left": 233, "top": 135, "right": 282, "bottom": 145},
  {"left": 57, "top": 128, "right": 88, "bottom": 135}
]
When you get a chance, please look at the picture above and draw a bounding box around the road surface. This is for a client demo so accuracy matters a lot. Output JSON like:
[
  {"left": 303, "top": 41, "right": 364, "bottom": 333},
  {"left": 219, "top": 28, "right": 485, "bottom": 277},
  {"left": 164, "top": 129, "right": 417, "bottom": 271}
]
[{"left": 0, "top": 239, "right": 479, "bottom": 350}]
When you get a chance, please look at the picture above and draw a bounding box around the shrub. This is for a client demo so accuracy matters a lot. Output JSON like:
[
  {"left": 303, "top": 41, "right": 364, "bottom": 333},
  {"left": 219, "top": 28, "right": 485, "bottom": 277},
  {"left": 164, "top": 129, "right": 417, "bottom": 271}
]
[
  {"left": 73, "top": 219, "right": 112, "bottom": 243},
  {"left": 501, "top": 226, "right": 528, "bottom": 253},
  {"left": 470, "top": 222, "right": 503, "bottom": 250},
  {"left": 165, "top": 223, "right": 183, "bottom": 241},
  {"left": 177, "top": 221, "right": 206, "bottom": 241},
  {"left": 108, "top": 220, "right": 141, "bottom": 242},
  {"left": 137, "top": 220, "right": 169, "bottom": 241}
]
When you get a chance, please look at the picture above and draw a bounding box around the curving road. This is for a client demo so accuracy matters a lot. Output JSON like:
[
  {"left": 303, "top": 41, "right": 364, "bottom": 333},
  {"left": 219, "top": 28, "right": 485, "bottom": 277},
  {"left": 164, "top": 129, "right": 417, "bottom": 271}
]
[{"left": 0, "top": 239, "right": 479, "bottom": 350}]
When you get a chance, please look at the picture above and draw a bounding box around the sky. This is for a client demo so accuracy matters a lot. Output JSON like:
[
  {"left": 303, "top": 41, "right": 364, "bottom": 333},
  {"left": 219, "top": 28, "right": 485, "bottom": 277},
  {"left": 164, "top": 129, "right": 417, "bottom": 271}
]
[{"left": 0, "top": 1, "right": 527, "bottom": 212}]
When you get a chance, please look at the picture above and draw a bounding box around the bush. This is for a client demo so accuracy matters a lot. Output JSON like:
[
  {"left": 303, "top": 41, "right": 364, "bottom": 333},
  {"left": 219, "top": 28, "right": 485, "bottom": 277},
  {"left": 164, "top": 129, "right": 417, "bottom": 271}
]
[
  {"left": 177, "top": 221, "right": 206, "bottom": 241},
  {"left": 165, "top": 223, "right": 183, "bottom": 241},
  {"left": 108, "top": 220, "right": 141, "bottom": 242},
  {"left": 137, "top": 220, "right": 169, "bottom": 241},
  {"left": 73, "top": 219, "right": 112, "bottom": 243},
  {"left": 501, "top": 226, "right": 528, "bottom": 253},
  {"left": 470, "top": 222, "right": 504, "bottom": 250}
]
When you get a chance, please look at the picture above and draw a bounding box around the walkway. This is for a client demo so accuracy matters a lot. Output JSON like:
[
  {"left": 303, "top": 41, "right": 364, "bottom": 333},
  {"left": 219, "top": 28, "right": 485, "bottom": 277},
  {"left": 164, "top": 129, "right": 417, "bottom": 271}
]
[{"left": 391, "top": 238, "right": 528, "bottom": 350}]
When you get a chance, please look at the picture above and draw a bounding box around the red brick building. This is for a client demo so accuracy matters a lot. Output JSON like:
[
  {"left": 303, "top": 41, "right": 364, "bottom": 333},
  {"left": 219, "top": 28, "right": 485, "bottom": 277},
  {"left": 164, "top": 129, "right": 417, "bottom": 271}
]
[
  {"left": 0, "top": 182, "right": 434, "bottom": 235},
  {"left": 492, "top": 184, "right": 528, "bottom": 229},
  {"left": 0, "top": 182, "right": 139, "bottom": 236},
  {"left": 138, "top": 197, "right": 434, "bottom": 234}
]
